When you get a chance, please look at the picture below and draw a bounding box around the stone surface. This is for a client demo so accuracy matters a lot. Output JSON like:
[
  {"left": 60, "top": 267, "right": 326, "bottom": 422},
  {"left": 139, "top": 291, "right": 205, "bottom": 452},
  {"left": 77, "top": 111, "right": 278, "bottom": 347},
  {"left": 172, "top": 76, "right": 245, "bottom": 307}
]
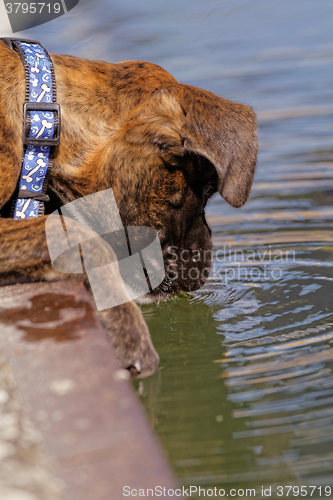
[
  {"left": 0, "top": 282, "right": 179, "bottom": 500},
  {"left": 0, "top": 350, "right": 61, "bottom": 500}
]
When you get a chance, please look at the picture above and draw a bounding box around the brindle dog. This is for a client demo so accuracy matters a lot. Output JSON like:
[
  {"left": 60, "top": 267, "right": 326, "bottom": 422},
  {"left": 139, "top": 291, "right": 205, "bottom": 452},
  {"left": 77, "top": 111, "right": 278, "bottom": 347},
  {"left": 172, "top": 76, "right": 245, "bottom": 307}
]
[{"left": 0, "top": 40, "right": 257, "bottom": 377}]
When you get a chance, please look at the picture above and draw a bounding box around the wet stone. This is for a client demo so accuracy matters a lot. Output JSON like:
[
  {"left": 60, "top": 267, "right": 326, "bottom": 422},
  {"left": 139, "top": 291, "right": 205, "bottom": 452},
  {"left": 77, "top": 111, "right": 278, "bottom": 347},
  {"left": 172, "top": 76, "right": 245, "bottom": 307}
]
[{"left": 0, "top": 282, "right": 178, "bottom": 500}]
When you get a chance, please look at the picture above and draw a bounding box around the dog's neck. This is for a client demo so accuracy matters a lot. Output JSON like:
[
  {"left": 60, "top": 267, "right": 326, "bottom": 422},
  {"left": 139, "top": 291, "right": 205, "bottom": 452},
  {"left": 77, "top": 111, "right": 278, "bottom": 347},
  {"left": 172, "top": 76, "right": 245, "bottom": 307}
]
[{"left": 1, "top": 45, "right": 185, "bottom": 219}]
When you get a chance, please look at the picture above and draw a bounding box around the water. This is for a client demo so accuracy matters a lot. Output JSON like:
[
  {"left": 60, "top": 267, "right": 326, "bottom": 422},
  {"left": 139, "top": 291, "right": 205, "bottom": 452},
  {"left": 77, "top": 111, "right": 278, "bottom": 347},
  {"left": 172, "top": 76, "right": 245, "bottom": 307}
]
[{"left": 25, "top": 0, "right": 333, "bottom": 494}]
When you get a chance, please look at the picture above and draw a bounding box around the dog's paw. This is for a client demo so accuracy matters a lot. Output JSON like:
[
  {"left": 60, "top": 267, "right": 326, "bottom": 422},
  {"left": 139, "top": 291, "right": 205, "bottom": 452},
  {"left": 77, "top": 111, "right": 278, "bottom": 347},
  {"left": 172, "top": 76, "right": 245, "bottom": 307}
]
[{"left": 99, "top": 302, "right": 159, "bottom": 378}]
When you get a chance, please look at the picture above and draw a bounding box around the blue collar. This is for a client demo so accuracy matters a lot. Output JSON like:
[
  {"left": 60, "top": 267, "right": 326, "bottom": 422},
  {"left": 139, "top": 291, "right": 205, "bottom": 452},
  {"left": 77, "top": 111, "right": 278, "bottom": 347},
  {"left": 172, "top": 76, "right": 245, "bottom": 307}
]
[{"left": 1, "top": 37, "right": 60, "bottom": 219}]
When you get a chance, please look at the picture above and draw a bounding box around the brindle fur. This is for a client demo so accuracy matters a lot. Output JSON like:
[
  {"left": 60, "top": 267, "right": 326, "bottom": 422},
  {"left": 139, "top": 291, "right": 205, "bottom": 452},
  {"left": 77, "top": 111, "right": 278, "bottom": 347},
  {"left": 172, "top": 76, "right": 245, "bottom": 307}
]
[{"left": 0, "top": 41, "right": 258, "bottom": 377}]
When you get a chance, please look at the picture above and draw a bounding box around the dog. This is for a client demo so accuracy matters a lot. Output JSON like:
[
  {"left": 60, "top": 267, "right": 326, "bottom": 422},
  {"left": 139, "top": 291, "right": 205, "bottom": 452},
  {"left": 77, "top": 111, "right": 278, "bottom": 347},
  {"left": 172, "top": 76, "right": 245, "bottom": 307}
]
[{"left": 0, "top": 40, "right": 258, "bottom": 377}]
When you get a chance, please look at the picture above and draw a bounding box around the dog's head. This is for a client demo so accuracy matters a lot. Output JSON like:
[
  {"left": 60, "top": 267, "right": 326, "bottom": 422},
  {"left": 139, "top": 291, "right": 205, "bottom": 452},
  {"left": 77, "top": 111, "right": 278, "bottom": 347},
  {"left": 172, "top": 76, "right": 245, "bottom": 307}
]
[{"left": 52, "top": 58, "right": 258, "bottom": 298}]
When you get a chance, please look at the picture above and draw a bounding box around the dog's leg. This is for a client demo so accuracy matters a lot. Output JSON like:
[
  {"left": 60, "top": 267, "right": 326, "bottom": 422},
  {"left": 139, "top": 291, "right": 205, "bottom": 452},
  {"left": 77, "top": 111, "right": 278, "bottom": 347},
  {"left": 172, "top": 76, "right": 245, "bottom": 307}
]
[{"left": 0, "top": 217, "right": 159, "bottom": 377}]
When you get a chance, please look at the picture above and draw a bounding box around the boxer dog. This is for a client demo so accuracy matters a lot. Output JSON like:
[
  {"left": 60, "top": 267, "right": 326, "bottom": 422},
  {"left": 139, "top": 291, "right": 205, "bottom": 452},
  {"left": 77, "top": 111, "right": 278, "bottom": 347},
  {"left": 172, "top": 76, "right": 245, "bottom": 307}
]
[{"left": 0, "top": 40, "right": 257, "bottom": 377}]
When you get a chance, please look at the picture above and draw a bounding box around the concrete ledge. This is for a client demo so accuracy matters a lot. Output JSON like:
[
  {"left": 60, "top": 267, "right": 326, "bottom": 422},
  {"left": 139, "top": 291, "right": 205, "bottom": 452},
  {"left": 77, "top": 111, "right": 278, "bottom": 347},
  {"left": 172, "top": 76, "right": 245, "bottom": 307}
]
[{"left": 0, "top": 282, "right": 178, "bottom": 500}]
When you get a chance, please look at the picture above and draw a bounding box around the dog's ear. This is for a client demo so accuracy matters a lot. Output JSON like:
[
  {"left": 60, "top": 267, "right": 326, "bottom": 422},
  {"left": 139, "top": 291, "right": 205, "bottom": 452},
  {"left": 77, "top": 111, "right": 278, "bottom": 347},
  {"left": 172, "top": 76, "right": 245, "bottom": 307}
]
[{"left": 178, "top": 84, "right": 257, "bottom": 208}]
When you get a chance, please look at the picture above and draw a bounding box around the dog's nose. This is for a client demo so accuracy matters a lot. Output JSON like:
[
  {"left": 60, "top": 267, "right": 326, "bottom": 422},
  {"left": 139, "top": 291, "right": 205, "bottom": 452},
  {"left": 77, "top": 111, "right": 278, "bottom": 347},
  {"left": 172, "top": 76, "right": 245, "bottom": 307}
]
[{"left": 127, "top": 360, "right": 142, "bottom": 377}]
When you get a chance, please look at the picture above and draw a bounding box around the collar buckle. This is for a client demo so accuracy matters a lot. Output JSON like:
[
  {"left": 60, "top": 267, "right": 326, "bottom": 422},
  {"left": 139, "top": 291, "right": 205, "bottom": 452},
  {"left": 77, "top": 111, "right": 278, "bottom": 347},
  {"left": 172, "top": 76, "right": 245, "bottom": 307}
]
[{"left": 23, "top": 102, "right": 61, "bottom": 146}]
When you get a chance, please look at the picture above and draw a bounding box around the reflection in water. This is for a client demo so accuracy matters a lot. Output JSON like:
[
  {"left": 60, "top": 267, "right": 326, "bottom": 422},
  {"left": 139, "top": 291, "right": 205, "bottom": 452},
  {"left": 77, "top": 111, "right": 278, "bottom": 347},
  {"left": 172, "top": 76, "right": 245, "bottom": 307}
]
[
  {"left": 139, "top": 243, "right": 333, "bottom": 492},
  {"left": 25, "top": 0, "right": 333, "bottom": 494}
]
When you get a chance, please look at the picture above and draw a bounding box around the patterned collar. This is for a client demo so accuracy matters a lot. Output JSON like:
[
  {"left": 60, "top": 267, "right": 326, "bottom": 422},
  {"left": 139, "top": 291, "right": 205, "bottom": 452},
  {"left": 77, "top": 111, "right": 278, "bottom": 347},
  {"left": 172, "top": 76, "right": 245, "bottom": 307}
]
[{"left": 1, "top": 37, "right": 60, "bottom": 219}]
